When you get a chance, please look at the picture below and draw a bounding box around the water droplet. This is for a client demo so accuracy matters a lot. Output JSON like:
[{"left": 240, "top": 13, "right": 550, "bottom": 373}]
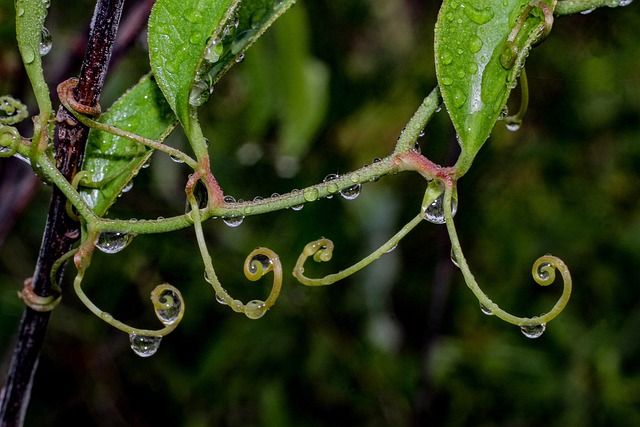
[
  {"left": 204, "top": 37, "right": 223, "bottom": 63},
  {"left": 291, "top": 203, "right": 304, "bottom": 211},
  {"left": 468, "top": 35, "right": 483, "bottom": 54},
  {"left": 222, "top": 214, "right": 244, "bottom": 227},
  {"left": 42, "top": 0, "right": 51, "bottom": 8},
  {"left": 129, "top": 334, "right": 162, "bottom": 357},
  {"left": 340, "top": 184, "right": 361, "bottom": 201},
  {"left": 215, "top": 292, "right": 227, "bottom": 305},
  {"left": 22, "top": 46, "right": 35, "bottom": 64},
  {"left": 422, "top": 182, "right": 458, "bottom": 224},
  {"left": 16, "top": 5, "right": 25, "bottom": 16},
  {"left": 480, "top": 303, "right": 493, "bottom": 316},
  {"left": 413, "top": 141, "right": 422, "bottom": 154},
  {"left": 235, "top": 53, "right": 245, "bottom": 63},
  {"left": 440, "top": 76, "right": 453, "bottom": 86},
  {"left": 618, "top": 0, "right": 634, "bottom": 6},
  {"left": 244, "top": 300, "right": 267, "bottom": 319},
  {"left": 535, "top": 262, "right": 553, "bottom": 281},
  {"left": 189, "top": 32, "right": 204, "bottom": 45},
  {"left": 580, "top": 8, "right": 594, "bottom": 14},
  {"left": 440, "top": 50, "right": 453, "bottom": 65},
  {"left": 96, "top": 232, "right": 134, "bottom": 254},
  {"left": 303, "top": 187, "right": 319, "bottom": 202},
  {"left": 121, "top": 180, "right": 133, "bottom": 193},
  {"left": 323, "top": 174, "right": 339, "bottom": 198},
  {"left": 170, "top": 153, "right": 184, "bottom": 163},
  {"left": 155, "top": 288, "right": 182, "bottom": 325},
  {"left": 467, "top": 61, "right": 478, "bottom": 75},
  {"left": 450, "top": 247, "right": 459, "bottom": 268},
  {"left": 39, "top": 27, "right": 52, "bottom": 56},
  {"left": 520, "top": 323, "right": 546, "bottom": 339},
  {"left": 452, "top": 89, "right": 466, "bottom": 108},
  {"left": 506, "top": 122, "right": 521, "bottom": 132},
  {"left": 189, "top": 75, "right": 213, "bottom": 107},
  {"left": 385, "top": 244, "right": 397, "bottom": 253},
  {"left": 463, "top": 5, "right": 494, "bottom": 24}
]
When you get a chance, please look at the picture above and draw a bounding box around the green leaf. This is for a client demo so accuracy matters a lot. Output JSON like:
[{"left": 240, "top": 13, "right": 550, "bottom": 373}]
[
  {"left": 81, "top": 75, "right": 176, "bottom": 216},
  {"left": 148, "top": 0, "right": 238, "bottom": 131},
  {"left": 148, "top": 0, "right": 298, "bottom": 137},
  {"left": 435, "top": 0, "right": 547, "bottom": 177}
]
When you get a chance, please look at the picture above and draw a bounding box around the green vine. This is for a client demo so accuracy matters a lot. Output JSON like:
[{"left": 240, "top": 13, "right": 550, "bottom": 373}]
[{"left": 3, "top": 0, "right": 631, "bottom": 357}]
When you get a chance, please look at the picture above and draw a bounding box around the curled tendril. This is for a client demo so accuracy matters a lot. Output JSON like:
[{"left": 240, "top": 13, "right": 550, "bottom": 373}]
[
  {"left": 294, "top": 214, "right": 424, "bottom": 286},
  {"left": 18, "top": 277, "right": 61, "bottom": 312},
  {"left": 443, "top": 180, "right": 572, "bottom": 331},
  {"left": 188, "top": 185, "right": 282, "bottom": 320},
  {"left": 72, "top": 236, "right": 184, "bottom": 337},
  {"left": 0, "top": 126, "right": 22, "bottom": 158},
  {"left": 57, "top": 78, "right": 102, "bottom": 116},
  {"left": 0, "top": 96, "right": 28, "bottom": 125}
]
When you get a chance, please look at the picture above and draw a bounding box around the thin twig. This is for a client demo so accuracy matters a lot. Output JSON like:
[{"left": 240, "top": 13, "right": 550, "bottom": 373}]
[{"left": 0, "top": 1, "right": 125, "bottom": 425}]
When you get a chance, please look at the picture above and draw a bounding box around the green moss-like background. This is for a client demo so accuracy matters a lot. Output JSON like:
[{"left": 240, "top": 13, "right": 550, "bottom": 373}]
[{"left": 2, "top": 1, "right": 640, "bottom": 425}]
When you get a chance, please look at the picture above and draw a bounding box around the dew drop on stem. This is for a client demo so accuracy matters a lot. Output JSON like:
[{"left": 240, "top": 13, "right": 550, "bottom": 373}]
[
  {"left": 129, "top": 334, "right": 162, "bottom": 357},
  {"left": 520, "top": 323, "right": 546, "bottom": 339},
  {"left": 39, "top": 27, "right": 52, "bottom": 56},
  {"left": 96, "top": 232, "right": 134, "bottom": 254},
  {"left": 479, "top": 303, "right": 493, "bottom": 316},
  {"left": 340, "top": 184, "right": 361, "bottom": 200},
  {"left": 155, "top": 289, "right": 182, "bottom": 325}
]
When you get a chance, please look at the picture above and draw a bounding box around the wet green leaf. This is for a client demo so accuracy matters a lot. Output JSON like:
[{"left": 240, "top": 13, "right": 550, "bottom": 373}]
[
  {"left": 148, "top": 0, "right": 238, "bottom": 131},
  {"left": 81, "top": 75, "right": 176, "bottom": 216},
  {"left": 435, "top": 0, "right": 547, "bottom": 177}
]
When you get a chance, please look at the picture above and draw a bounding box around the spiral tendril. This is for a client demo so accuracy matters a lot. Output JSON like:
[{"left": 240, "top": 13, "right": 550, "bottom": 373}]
[
  {"left": 0, "top": 96, "right": 28, "bottom": 125},
  {"left": 443, "top": 179, "right": 572, "bottom": 331},
  {"left": 294, "top": 214, "right": 424, "bottom": 286},
  {"left": 0, "top": 126, "right": 22, "bottom": 158}
]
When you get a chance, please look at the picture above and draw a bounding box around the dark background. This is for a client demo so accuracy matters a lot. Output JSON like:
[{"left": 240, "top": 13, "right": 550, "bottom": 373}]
[{"left": 2, "top": 0, "right": 640, "bottom": 425}]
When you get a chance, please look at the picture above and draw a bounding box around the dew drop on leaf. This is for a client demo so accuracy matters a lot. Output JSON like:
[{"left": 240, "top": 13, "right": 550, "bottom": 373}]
[
  {"left": 520, "top": 323, "right": 546, "bottom": 339},
  {"left": 129, "top": 334, "right": 162, "bottom": 357},
  {"left": 96, "top": 232, "right": 134, "bottom": 254}
]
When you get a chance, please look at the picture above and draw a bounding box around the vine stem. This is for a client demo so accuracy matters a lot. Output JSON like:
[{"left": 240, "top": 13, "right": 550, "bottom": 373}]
[{"left": 0, "top": 1, "right": 125, "bottom": 425}]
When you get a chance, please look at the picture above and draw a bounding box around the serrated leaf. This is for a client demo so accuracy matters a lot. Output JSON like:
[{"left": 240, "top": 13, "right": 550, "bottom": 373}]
[
  {"left": 435, "top": 0, "right": 546, "bottom": 177},
  {"left": 148, "top": 0, "right": 237, "bottom": 131},
  {"left": 81, "top": 75, "right": 176, "bottom": 216}
]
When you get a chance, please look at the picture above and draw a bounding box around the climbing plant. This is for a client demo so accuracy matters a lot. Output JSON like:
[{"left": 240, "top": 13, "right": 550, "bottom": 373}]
[{"left": 0, "top": 0, "right": 635, "bottom": 424}]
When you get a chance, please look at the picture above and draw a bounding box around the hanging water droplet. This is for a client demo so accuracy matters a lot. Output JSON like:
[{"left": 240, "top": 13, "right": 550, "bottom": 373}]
[
  {"left": 129, "top": 334, "right": 162, "bottom": 357},
  {"left": 580, "top": 8, "right": 594, "bottom": 14},
  {"left": 244, "top": 299, "right": 267, "bottom": 319},
  {"left": 385, "top": 244, "right": 397, "bottom": 253},
  {"left": 291, "top": 203, "right": 304, "bottom": 211},
  {"left": 340, "top": 184, "right": 361, "bottom": 201},
  {"left": 96, "top": 232, "right": 134, "bottom": 254},
  {"left": 42, "top": 0, "right": 51, "bottom": 9},
  {"left": 506, "top": 122, "right": 521, "bottom": 132},
  {"left": 413, "top": 141, "right": 422, "bottom": 154},
  {"left": 422, "top": 181, "right": 458, "bottom": 224},
  {"left": 235, "top": 53, "right": 245, "bottom": 63},
  {"left": 450, "top": 247, "right": 460, "bottom": 268},
  {"left": 520, "top": 323, "right": 546, "bottom": 339},
  {"left": 121, "top": 180, "right": 133, "bottom": 193},
  {"left": 39, "top": 27, "right": 52, "bottom": 56},
  {"left": 479, "top": 303, "right": 493, "bottom": 316},
  {"left": 155, "top": 288, "right": 182, "bottom": 325},
  {"left": 222, "top": 215, "right": 244, "bottom": 227},
  {"left": 170, "top": 153, "right": 184, "bottom": 163},
  {"left": 215, "top": 292, "right": 228, "bottom": 305}
]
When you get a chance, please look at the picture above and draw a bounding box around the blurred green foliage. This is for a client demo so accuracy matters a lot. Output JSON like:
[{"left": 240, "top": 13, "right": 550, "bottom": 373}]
[{"left": 2, "top": 0, "right": 640, "bottom": 426}]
